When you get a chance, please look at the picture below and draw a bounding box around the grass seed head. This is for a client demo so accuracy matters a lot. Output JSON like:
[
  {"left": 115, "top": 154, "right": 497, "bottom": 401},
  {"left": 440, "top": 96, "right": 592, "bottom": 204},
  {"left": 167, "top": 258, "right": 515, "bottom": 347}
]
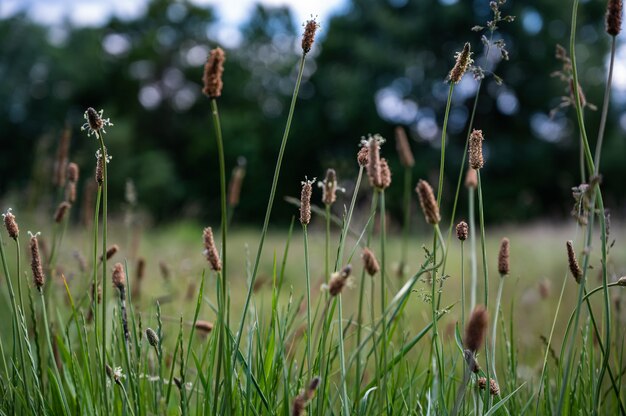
[
  {"left": 202, "top": 47, "right": 225, "bottom": 98},
  {"left": 395, "top": 126, "right": 415, "bottom": 167},
  {"left": 54, "top": 126, "right": 70, "bottom": 187},
  {"left": 361, "top": 247, "right": 380, "bottom": 276},
  {"left": 195, "top": 320, "right": 214, "bottom": 333},
  {"left": 65, "top": 182, "right": 76, "bottom": 204},
  {"left": 465, "top": 305, "right": 488, "bottom": 353},
  {"left": 321, "top": 168, "right": 337, "bottom": 205},
  {"left": 566, "top": 240, "right": 582, "bottom": 283},
  {"left": 606, "top": 0, "right": 623, "bottom": 36},
  {"left": 146, "top": 328, "right": 159, "bottom": 347},
  {"left": 101, "top": 244, "right": 119, "bottom": 262},
  {"left": 67, "top": 162, "right": 79, "bottom": 183},
  {"left": 416, "top": 179, "right": 440, "bottom": 225},
  {"left": 112, "top": 262, "right": 126, "bottom": 290},
  {"left": 357, "top": 146, "right": 369, "bottom": 167},
  {"left": 202, "top": 227, "right": 222, "bottom": 271},
  {"left": 29, "top": 232, "right": 45, "bottom": 290},
  {"left": 228, "top": 157, "right": 246, "bottom": 207},
  {"left": 54, "top": 201, "right": 71, "bottom": 223},
  {"left": 456, "top": 221, "right": 469, "bottom": 241},
  {"left": 449, "top": 42, "right": 473, "bottom": 84},
  {"left": 301, "top": 18, "right": 319, "bottom": 54},
  {"left": 498, "top": 237, "right": 510, "bottom": 276},
  {"left": 3, "top": 208, "right": 19, "bottom": 240},
  {"left": 292, "top": 376, "right": 320, "bottom": 416},
  {"left": 299, "top": 177, "right": 314, "bottom": 225},
  {"left": 366, "top": 134, "right": 382, "bottom": 188},
  {"left": 469, "top": 129, "right": 484, "bottom": 170},
  {"left": 379, "top": 158, "right": 392, "bottom": 189}
]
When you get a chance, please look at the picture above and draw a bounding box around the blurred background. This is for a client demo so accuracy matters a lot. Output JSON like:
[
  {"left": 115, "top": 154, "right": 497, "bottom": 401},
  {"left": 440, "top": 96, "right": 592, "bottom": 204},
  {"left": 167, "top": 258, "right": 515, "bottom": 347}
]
[{"left": 1, "top": 0, "right": 625, "bottom": 226}]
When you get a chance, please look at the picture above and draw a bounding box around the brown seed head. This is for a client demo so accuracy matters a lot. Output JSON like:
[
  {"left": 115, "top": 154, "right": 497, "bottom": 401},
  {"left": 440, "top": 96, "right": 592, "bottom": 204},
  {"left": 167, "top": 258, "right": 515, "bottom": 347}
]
[
  {"left": 566, "top": 240, "right": 582, "bottom": 283},
  {"left": 202, "top": 47, "right": 225, "bottom": 98},
  {"left": 67, "top": 162, "right": 79, "bottom": 183},
  {"left": 366, "top": 135, "right": 382, "bottom": 188},
  {"left": 195, "top": 320, "right": 214, "bottom": 333},
  {"left": 395, "top": 126, "right": 415, "bottom": 167},
  {"left": 539, "top": 279, "right": 551, "bottom": 299},
  {"left": 203, "top": 227, "right": 222, "bottom": 271},
  {"left": 489, "top": 379, "right": 500, "bottom": 396},
  {"left": 54, "top": 201, "right": 71, "bottom": 223},
  {"left": 29, "top": 233, "right": 45, "bottom": 290},
  {"left": 463, "top": 349, "right": 480, "bottom": 373},
  {"left": 357, "top": 146, "right": 369, "bottom": 167},
  {"left": 101, "top": 244, "right": 119, "bottom": 262},
  {"left": 3, "top": 208, "right": 19, "bottom": 240},
  {"left": 449, "top": 42, "right": 473, "bottom": 84},
  {"left": 456, "top": 221, "right": 468, "bottom": 241},
  {"left": 361, "top": 247, "right": 380, "bottom": 276},
  {"left": 606, "top": 0, "right": 623, "bottom": 36},
  {"left": 328, "top": 265, "right": 352, "bottom": 297},
  {"left": 465, "top": 305, "right": 488, "bottom": 352},
  {"left": 65, "top": 182, "right": 77, "bottom": 204},
  {"left": 112, "top": 262, "right": 126, "bottom": 290},
  {"left": 146, "top": 328, "right": 159, "bottom": 347},
  {"left": 96, "top": 153, "right": 104, "bottom": 185},
  {"left": 498, "top": 237, "right": 510, "bottom": 276},
  {"left": 469, "top": 129, "right": 484, "bottom": 170},
  {"left": 136, "top": 257, "right": 145, "bottom": 281},
  {"left": 415, "top": 179, "right": 440, "bottom": 225},
  {"left": 301, "top": 18, "right": 319, "bottom": 54},
  {"left": 321, "top": 168, "right": 337, "bottom": 205},
  {"left": 300, "top": 178, "right": 314, "bottom": 225},
  {"left": 292, "top": 376, "right": 320, "bottom": 416},
  {"left": 477, "top": 377, "right": 487, "bottom": 390},
  {"left": 617, "top": 276, "right": 626, "bottom": 286},
  {"left": 228, "top": 158, "right": 246, "bottom": 207},
  {"left": 86, "top": 107, "right": 103, "bottom": 131},
  {"left": 379, "top": 158, "right": 392, "bottom": 189},
  {"left": 465, "top": 168, "right": 478, "bottom": 189}
]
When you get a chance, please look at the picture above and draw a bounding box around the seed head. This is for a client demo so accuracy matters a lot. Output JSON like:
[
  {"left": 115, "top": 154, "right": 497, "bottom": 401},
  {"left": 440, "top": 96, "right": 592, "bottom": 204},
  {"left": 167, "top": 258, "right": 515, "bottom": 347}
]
[
  {"left": 463, "top": 349, "right": 480, "bottom": 373},
  {"left": 29, "top": 232, "right": 45, "bottom": 290},
  {"left": 357, "top": 146, "right": 369, "bottom": 167},
  {"left": 465, "top": 168, "right": 478, "bottom": 189},
  {"left": 67, "top": 162, "right": 79, "bottom": 183},
  {"left": 566, "top": 240, "right": 582, "bottom": 283},
  {"left": 477, "top": 377, "right": 487, "bottom": 390},
  {"left": 469, "top": 129, "right": 484, "bottom": 170},
  {"left": 606, "top": 0, "right": 623, "bottom": 36},
  {"left": 195, "top": 320, "right": 214, "bottom": 333},
  {"left": 101, "top": 244, "right": 119, "bottom": 262},
  {"left": 54, "top": 202, "right": 71, "bottom": 223},
  {"left": 228, "top": 157, "right": 246, "bottom": 207},
  {"left": 617, "top": 276, "right": 626, "bottom": 286},
  {"left": 321, "top": 169, "right": 337, "bottom": 205},
  {"left": 146, "top": 328, "right": 159, "bottom": 347},
  {"left": 299, "top": 177, "right": 315, "bottom": 225},
  {"left": 415, "top": 179, "right": 440, "bottom": 225},
  {"left": 395, "top": 126, "right": 415, "bottom": 168},
  {"left": 112, "top": 263, "right": 126, "bottom": 290},
  {"left": 82, "top": 108, "right": 113, "bottom": 137},
  {"left": 327, "top": 265, "right": 352, "bottom": 297},
  {"left": 379, "top": 158, "right": 392, "bottom": 189},
  {"left": 465, "top": 305, "right": 488, "bottom": 353},
  {"left": 91, "top": 282, "right": 102, "bottom": 304},
  {"left": 449, "top": 42, "right": 473, "bottom": 84},
  {"left": 95, "top": 148, "right": 111, "bottom": 185},
  {"left": 364, "top": 134, "right": 385, "bottom": 188},
  {"left": 292, "top": 376, "right": 320, "bottom": 416},
  {"left": 65, "top": 182, "right": 76, "bottom": 204},
  {"left": 489, "top": 379, "right": 500, "bottom": 396},
  {"left": 202, "top": 47, "right": 225, "bottom": 98},
  {"left": 361, "top": 248, "right": 380, "bottom": 276},
  {"left": 3, "top": 208, "right": 19, "bottom": 240},
  {"left": 301, "top": 18, "right": 319, "bottom": 54},
  {"left": 136, "top": 257, "right": 145, "bottom": 281},
  {"left": 498, "top": 237, "right": 510, "bottom": 276},
  {"left": 456, "top": 221, "right": 468, "bottom": 241},
  {"left": 203, "top": 227, "right": 222, "bottom": 271}
]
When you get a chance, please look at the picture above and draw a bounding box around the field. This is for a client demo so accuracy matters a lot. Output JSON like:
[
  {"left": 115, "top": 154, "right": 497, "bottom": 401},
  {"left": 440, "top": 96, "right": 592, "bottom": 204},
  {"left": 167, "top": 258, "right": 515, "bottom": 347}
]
[{"left": 2, "top": 0, "right": 626, "bottom": 415}]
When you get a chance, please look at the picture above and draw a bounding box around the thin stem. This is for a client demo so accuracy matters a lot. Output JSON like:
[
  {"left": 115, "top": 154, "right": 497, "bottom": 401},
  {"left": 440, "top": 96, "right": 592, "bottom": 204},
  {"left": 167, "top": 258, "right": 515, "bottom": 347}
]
[
  {"left": 337, "top": 294, "right": 350, "bottom": 415},
  {"left": 303, "top": 224, "right": 313, "bottom": 375},
  {"left": 594, "top": 36, "right": 616, "bottom": 170},
  {"left": 379, "top": 190, "right": 389, "bottom": 412},
  {"left": 469, "top": 188, "right": 477, "bottom": 312},
  {"left": 436, "top": 84, "right": 455, "bottom": 209},
  {"left": 232, "top": 53, "right": 307, "bottom": 364},
  {"left": 40, "top": 289, "right": 69, "bottom": 412},
  {"left": 400, "top": 166, "right": 412, "bottom": 277},
  {"left": 460, "top": 242, "right": 465, "bottom": 330},
  {"left": 491, "top": 276, "right": 504, "bottom": 384},
  {"left": 477, "top": 170, "right": 491, "bottom": 409}
]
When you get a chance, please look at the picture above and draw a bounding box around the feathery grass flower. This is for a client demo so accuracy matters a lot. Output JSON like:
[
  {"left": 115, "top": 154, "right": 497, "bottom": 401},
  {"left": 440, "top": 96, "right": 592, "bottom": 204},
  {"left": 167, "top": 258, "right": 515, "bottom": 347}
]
[{"left": 81, "top": 108, "right": 113, "bottom": 137}]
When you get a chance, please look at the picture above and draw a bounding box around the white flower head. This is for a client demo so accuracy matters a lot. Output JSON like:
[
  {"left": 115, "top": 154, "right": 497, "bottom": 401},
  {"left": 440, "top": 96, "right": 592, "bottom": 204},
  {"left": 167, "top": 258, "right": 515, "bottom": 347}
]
[
  {"left": 95, "top": 148, "right": 113, "bottom": 163},
  {"left": 2, "top": 207, "right": 12, "bottom": 219},
  {"left": 81, "top": 108, "right": 113, "bottom": 137}
]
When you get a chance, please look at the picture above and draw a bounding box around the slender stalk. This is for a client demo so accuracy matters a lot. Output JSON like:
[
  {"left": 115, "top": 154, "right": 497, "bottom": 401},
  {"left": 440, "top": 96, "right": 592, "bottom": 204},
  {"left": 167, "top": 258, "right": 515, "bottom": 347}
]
[
  {"left": 476, "top": 170, "right": 491, "bottom": 409},
  {"left": 460, "top": 241, "right": 466, "bottom": 330},
  {"left": 379, "top": 190, "right": 389, "bottom": 412},
  {"left": 95, "top": 131, "right": 110, "bottom": 411},
  {"left": 337, "top": 294, "right": 350, "bottom": 415},
  {"left": 303, "top": 224, "right": 313, "bottom": 375},
  {"left": 469, "top": 189, "right": 477, "bottom": 311},
  {"left": 210, "top": 97, "right": 231, "bottom": 411},
  {"left": 232, "top": 54, "right": 307, "bottom": 365},
  {"left": 436, "top": 85, "right": 455, "bottom": 210},
  {"left": 594, "top": 36, "right": 616, "bottom": 170},
  {"left": 400, "top": 166, "right": 412, "bottom": 277}
]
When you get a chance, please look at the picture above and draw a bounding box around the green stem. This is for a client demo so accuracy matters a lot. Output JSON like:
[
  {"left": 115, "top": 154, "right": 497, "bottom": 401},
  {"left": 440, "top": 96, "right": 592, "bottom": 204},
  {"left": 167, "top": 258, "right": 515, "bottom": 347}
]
[
  {"left": 469, "top": 188, "right": 477, "bottom": 312},
  {"left": 325, "top": 204, "right": 331, "bottom": 282},
  {"left": 379, "top": 190, "right": 389, "bottom": 412},
  {"left": 303, "top": 224, "right": 313, "bottom": 376},
  {"left": 232, "top": 53, "right": 307, "bottom": 365},
  {"left": 40, "top": 289, "right": 69, "bottom": 413},
  {"left": 460, "top": 242, "right": 465, "bottom": 331},
  {"left": 594, "top": 36, "right": 616, "bottom": 170},
  {"left": 491, "top": 276, "right": 504, "bottom": 384},
  {"left": 400, "top": 166, "right": 412, "bottom": 277},
  {"left": 436, "top": 84, "right": 455, "bottom": 209},
  {"left": 476, "top": 170, "right": 491, "bottom": 409},
  {"left": 337, "top": 294, "right": 350, "bottom": 415}
]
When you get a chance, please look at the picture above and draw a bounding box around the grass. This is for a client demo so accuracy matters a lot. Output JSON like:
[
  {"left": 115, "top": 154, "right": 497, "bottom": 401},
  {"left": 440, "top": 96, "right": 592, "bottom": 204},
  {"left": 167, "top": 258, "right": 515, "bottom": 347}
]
[{"left": 2, "top": 2, "right": 626, "bottom": 414}]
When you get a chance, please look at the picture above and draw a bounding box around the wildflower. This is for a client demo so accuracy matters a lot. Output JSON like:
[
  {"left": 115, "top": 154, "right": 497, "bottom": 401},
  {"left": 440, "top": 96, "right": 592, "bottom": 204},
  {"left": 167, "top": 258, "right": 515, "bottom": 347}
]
[
  {"left": 415, "top": 179, "right": 440, "bottom": 225},
  {"left": 448, "top": 43, "right": 473, "bottom": 84},
  {"left": 357, "top": 146, "right": 369, "bottom": 167},
  {"left": 202, "top": 47, "right": 225, "bottom": 98},
  {"left": 566, "top": 241, "right": 582, "bottom": 283},
  {"left": 81, "top": 108, "right": 113, "bottom": 137},
  {"left": 202, "top": 227, "right": 222, "bottom": 271},
  {"left": 29, "top": 232, "right": 45, "bottom": 290},
  {"left": 301, "top": 18, "right": 319, "bottom": 55},
  {"left": 469, "top": 129, "right": 484, "bottom": 170},
  {"left": 54, "top": 202, "right": 71, "bottom": 223},
  {"left": 361, "top": 248, "right": 380, "bottom": 276},
  {"left": 379, "top": 158, "right": 392, "bottom": 190},
  {"left": 319, "top": 169, "right": 340, "bottom": 205},
  {"left": 3, "top": 208, "right": 19, "bottom": 240},
  {"left": 498, "top": 237, "right": 510, "bottom": 276},
  {"left": 300, "top": 177, "right": 315, "bottom": 226},
  {"left": 112, "top": 263, "right": 126, "bottom": 290},
  {"left": 465, "top": 305, "right": 488, "bottom": 353},
  {"left": 456, "top": 221, "right": 468, "bottom": 241},
  {"left": 606, "top": 0, "right": 623, "bottom": 36},
  {"left": 325, "top": 265, "right": 353, "bottom": 296}
]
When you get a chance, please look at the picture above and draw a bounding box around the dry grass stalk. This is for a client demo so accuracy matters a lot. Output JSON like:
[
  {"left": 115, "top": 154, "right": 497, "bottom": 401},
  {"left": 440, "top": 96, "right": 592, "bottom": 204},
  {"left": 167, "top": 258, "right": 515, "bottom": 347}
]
[
  {"left": 566, "top": 240, "right": 582, "bottom": 283},
  {"left": 202, "top": 47, "right": 225, "bottom": 98},
  {"left": 498, "top": 237, "right": 510, "bottom": 276},
  {"left": 394, "top": 126, "right": 415, "bottom": 167},
  {"left": 415, "top": 179, "right": 440, "bottom": 225},
  {"left": 606, "top": 0, "right": 623, "bottom": 36},
  {"left": 469, "top": 129, "right": 484, "bottom": 170},
  {"left": 3, "top": 208, "right": 19, "bottom": 240},
  {"left": 456, "top": 221, "right": 468, "bottom": 241},
  {"left": 29, "top": 232, "right": 45, "bottom": 290},
  {"left": 292, "top": 377, "right": 320, "bottom": 416},
  {"left": 202, "top": 227, "right": 222, "bottom": 271},
  {"left": 465, "top": 305, "right": 488, "bottom": 353},
  {"left": 448, "top": 42, "right": 473, "bottom": 84},
  {"left": 361, "top": 248, "right": 380, "bottom": 276},
  {"left": 301, "top": 19, "right": 319, "bottom": 54}
]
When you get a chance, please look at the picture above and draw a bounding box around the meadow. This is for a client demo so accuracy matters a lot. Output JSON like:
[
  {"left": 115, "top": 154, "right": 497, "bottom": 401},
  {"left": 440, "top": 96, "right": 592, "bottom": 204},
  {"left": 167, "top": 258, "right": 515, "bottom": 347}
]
[{"left": 1, "top": 0, "right": 626, "bottom": 415}]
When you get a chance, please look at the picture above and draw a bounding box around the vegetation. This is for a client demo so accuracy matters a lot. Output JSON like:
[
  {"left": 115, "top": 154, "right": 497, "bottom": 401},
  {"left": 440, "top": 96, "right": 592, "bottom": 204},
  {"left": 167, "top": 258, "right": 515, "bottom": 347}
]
[{"left": 1, "top": 0, "right": 626, "bottom": 415}]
